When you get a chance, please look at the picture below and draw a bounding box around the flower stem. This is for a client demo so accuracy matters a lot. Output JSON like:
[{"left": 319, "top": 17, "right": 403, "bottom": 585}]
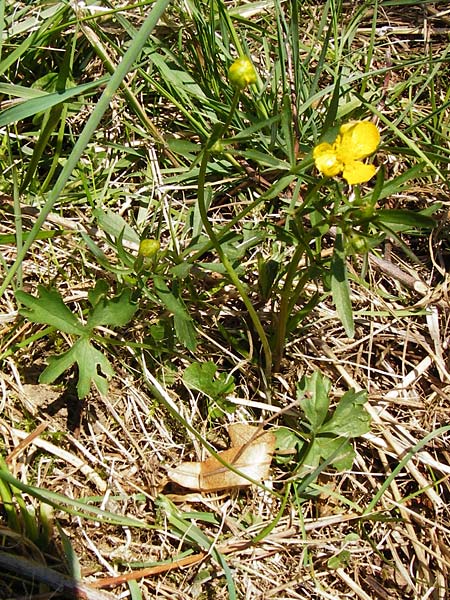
[
  {"left": 197, "top": 93, "right": 273, "bottom": 389},
  {"left": 272, "top": 243, "right": 306, "bottom": 372}
]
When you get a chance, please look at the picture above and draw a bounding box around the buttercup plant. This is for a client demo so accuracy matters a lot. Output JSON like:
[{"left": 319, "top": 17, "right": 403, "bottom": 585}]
[
  {"left": 195, "top": 56, "right": 435, "bottom": 384},
  {"left": 1, "top": 2, "right": 446, "bottom": 595},
  {"left": 196, "top": 55, "right": 273, "bottom": 385}
]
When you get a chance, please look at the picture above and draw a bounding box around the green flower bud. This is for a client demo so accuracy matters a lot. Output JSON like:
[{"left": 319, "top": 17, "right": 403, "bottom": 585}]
[
  {"left": 228, "top": 56, "right": 257, "bottom": 90},
  {"left": 138, "top": 238, "right": 160, "bottom": 258},
  {"left": 346, "top": 233, "right": 369, "bottom": 255}
]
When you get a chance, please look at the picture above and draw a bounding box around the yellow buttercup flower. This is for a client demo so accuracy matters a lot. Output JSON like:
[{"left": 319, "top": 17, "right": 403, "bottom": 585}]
[{"left": 313, "top": 121, "right": 380, "bottom": 185}]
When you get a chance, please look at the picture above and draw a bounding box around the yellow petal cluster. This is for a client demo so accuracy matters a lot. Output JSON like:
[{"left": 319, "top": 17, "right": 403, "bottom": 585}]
[{"left": 313, "top": 121, "right": 380, "bottom": 185}]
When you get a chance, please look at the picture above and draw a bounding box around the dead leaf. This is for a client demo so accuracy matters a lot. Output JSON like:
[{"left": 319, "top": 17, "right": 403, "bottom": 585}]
[{"left": 167, "top": 424, "right": 276, "bottom": 492}]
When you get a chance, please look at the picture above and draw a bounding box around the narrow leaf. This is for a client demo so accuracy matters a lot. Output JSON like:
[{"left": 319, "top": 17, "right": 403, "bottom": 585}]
[
  {"left": 375, "top": 209, "right": 435, "bottom": 229},
  {"left": 0, "top": 77, "right": 109, "bottom": 126},
  {"left": 0, "top": 469, "right": 149, "bottom": 528},
  {"left": 154, "top": 275, "right": 198, "bottom": 350},
  {"left": 331, "top": 233, "right": 354, "bottom": 338},
  {"left": 93, "top": 208, "right": 140, "bottom": 245},
  {"left": 174, "top": 314, "right": 198, "bottom": 352}
]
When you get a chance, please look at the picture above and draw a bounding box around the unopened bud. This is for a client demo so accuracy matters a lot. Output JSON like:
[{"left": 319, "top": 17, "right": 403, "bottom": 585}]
[
  {"left": 138, "top": 239, "right": 160, "bottom": 258},
  {"left": 228, "top": 56, "right": 257, "bottom": 90}
]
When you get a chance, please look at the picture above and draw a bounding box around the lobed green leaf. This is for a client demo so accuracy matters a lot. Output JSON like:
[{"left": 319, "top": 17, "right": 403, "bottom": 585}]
[{"left": 16, "top": 286, "right": 85, "bottom": 335}]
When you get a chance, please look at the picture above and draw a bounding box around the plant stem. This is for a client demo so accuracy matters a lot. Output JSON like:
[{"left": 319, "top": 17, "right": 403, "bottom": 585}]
[
  {"left": 272, "top": 243, "right": 305, "bottom": 372},
  {"left": 197, "top": 93, "right": 273, "bottom": 389}
]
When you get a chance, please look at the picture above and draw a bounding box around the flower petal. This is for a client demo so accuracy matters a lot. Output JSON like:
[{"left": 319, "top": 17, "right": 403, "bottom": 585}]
[
  {"left": 337, "top": 121, "right": 380, "bottom": 161},
  {"left": 313, "top": 142, "right": 342, "bottom": 177},
  {"left": 342, "top": 160, "right": 377, "bottom": 185}
]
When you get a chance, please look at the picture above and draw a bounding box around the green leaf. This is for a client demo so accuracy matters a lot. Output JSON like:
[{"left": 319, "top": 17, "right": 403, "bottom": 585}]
[
  {"left": 87, "top": 279, "right": 110, "bottom": 307},
  {"left": 93, "top": 208, "right": 140, "bottom": 245},
  {"left": 40, "top": 338, "right": 114, "bottom": 398},
  {"left": 322, "top": 71, "right": 341, "bottom": 132},
  {"left": 297, "top": 372, "right": 331, "bottom": 432},
  {"left": 319, "top": 389, "right": 371, "bottom": 438},
  {"left": 127, "top": 580, "right": 143, "bottom": 600},
  {"left": 375, "top": 209, "right": 436, "bottom": 229},
  {"left": 261, "top": 174, "right": 297, "bottom": 200},
  {"left": 183, "top": 362, "right": 235, "bottom": 400},
  {"left": 0, "top": 468, "right": 149, "bottom": 528},
  {"left": 328, "top": 550, "right": 351, "bottom": 569},
  {"left": 303, "top": 436, "right": 355, "bottom": 473},
  {"left": 331, "top": 232, "right": 354, "bottom": 338},
  {"left": 39, "top": 345, "right": 78, "bottom": 385},
  {"left": 16, "top": 286, "right": 85, "bottom": 335},
  {"left": 257, "top": 257, "right": 279, "bottom": 302},
  {"left": 155, "top": 495, "right": 236, "bottom": 600},
  {"left": 153, "top": 275, "right": 197, "bottom": 351},
  {"left": 0, "top": 83, "right": 48, "bottom": 100},
  {"left": 374, "top": 162, "right": 427, "bottom": 201},
  {"left": 274, "top": 427, "right": 302, "bottom": 465},
  {"left": 0, "top": 77, "right": 109, "bottom": 127},
  {"left": 56, "top": 523, "right": 82, "bottom": 579},
  {"left": 86, "top": 288, "right": 138, "bottom": 330},
  {"left": 173, "top": 314, "right": 198, "bottom": 352}
]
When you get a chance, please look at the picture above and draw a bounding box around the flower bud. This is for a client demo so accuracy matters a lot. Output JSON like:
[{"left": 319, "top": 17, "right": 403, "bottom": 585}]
[
  {"left": 138, "top": 239, "right": 160, "bottom": 258},
  {"left": 228, "top": 56, "right": 257, "bottom": 90}
]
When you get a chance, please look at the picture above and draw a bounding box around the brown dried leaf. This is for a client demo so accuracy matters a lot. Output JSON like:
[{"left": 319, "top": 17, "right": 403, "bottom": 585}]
[{"left": 167, "top": 424, "right": 276, "bottom": 492}]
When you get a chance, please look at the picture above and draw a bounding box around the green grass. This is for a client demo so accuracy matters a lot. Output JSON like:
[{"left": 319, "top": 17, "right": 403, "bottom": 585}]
[{"left": 1, "top": 0, "right": 449, "bottom": 598}]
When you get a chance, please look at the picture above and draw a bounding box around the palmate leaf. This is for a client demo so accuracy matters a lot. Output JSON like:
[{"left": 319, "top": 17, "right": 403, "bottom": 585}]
[
  {"left": 297, "top": 371, "right": 330, "bottom": 431},
  {"left": 294, "top": 372, "right": 371, "bottom": 478},
  {"left": 86, "top": 288, "right": 138, "bottom": 330},
  {"left": 17, "top": 284, "right": 138, "bottom": 398},
  {"left": 303, "top": 436, "right": 356, "bottom": 473},
  {"left": 40, "top": 338, "right": 114, "bottom": 399},
  {"left": 16, "top": 286, "right": 85, "bottom": 335},
  {"left": 183, "top": 361, "right": 235, "bottom": 400},
  {"left": 319, "top": 388, "right": 371, "bottom": 438}
]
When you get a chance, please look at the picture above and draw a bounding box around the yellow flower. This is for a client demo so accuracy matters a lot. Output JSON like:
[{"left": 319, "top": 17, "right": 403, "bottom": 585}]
[
  {"left": 228, "top": 56, "right": 257, "bottom": 90},
  {"left": 313, "top": 121, "right": 380, "bottom": 185}
]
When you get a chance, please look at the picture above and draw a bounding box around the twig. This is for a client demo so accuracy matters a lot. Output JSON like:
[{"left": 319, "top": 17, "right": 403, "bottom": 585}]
[
  {"left": 368, "top": 253, "right": 428, "bottom": 295},
  {"left": 90, "top": 552, "right": 206, "bottom": 588}
]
